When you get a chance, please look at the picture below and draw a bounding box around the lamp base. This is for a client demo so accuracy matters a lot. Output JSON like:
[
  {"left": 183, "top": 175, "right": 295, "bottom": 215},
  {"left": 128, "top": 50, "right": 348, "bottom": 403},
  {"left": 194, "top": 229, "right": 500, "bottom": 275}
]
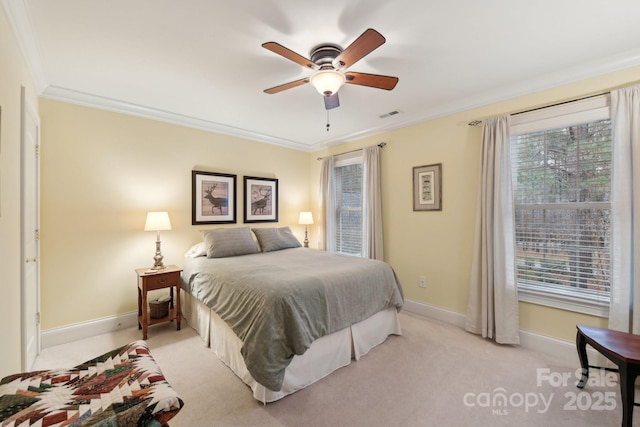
[
  {"left": 151, "top": 262, "right": 166, "bottom": 270},
  {"left": 151, "top": 239, "right": 166, "bottom": 270},
  {"left": 303, "top": 227, "right": 309, "bottom": 248}
]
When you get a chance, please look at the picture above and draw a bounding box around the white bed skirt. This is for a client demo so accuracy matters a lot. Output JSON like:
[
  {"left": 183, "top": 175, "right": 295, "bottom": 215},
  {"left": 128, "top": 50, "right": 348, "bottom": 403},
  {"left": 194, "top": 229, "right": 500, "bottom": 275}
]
[{"left": 181, "top": 289, "right": 402, "bottom": 402}]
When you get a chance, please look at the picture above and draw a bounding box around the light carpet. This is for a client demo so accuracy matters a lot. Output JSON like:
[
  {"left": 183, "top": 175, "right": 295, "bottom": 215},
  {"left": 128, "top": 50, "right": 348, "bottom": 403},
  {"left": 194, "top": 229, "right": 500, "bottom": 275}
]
[{"left": 32, "top": 312, "right": 637, "bottom": 426}]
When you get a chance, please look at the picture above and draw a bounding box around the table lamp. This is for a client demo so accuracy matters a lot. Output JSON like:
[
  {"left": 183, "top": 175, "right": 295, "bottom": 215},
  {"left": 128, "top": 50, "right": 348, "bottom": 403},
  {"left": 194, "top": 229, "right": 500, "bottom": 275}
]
[
  {"left": 298, "top": 211, "right": 314, "bottom": 248},
  {"left": 144, "top": 211, "right": 172, "bottom": 269}
]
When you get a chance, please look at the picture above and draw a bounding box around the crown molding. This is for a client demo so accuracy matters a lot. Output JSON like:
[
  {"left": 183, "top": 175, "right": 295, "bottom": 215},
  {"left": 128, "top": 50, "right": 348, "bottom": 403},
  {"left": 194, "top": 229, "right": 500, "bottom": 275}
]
[
  {"left": 2, "top": 0, "right": 48, "bottom": 92},
  {"left": 41, "top": 85, "right": 314, "bottom": 151},
  {"left": 311, "top": 48, "right": 640, "bottom": 151},
  {"left": 385, "top": 48, "right": 640, "bottom": 133}
]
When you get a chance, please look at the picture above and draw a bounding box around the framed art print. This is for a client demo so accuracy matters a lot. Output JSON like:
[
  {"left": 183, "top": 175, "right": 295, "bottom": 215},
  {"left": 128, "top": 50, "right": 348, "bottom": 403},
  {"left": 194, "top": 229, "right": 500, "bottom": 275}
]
[
  {"left": 243, "top": 176, "right": 278, "bottom": 223},
  {"left": 192, "top": 170, "right": 237, "bottom": 224},
  {"left": 413, "top": 163, "right": 442, "bottom": 211}
]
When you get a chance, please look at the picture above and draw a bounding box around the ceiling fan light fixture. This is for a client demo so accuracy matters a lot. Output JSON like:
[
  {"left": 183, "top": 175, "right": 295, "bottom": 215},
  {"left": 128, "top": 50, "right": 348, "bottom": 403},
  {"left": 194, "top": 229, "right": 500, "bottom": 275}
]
[{"left": 309, "top": 70, "right": 346, "bottom": 96}]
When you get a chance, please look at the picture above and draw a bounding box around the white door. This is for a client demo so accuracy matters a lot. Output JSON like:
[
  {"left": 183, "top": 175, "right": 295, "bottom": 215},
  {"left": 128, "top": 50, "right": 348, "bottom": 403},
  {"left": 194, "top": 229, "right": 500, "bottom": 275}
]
[{"left": 21, "top": 87, "right": 40, "bottom": 371}]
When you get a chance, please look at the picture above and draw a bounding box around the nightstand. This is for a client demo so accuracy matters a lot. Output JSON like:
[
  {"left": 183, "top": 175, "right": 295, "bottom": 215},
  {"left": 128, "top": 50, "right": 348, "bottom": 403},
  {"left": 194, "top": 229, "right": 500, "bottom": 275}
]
[{"left": 135, "top": 265, "right": 182, "bottom": 339}]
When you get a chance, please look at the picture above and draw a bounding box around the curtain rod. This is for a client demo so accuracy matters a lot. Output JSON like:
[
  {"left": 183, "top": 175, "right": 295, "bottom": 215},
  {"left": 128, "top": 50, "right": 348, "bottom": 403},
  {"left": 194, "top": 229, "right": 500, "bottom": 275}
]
[
  {"left": 467, "top": 92, "right": 608, "bottom": 126},
  {"left": 316, "top": 142, "right": 387, "bottom": 160}
]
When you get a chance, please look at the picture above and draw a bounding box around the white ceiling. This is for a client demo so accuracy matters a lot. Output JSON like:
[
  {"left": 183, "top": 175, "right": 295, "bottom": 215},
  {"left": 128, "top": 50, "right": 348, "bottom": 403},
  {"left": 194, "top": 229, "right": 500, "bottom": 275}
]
[{"left": 5, "top": 0, "right": 640, "bottom": 152}]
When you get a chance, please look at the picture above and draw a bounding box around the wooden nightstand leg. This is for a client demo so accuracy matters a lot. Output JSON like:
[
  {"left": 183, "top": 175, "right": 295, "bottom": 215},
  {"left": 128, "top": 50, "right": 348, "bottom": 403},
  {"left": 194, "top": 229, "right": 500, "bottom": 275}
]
[
  {"left": 141, "top": 287, "right": 148, "bottom": 340},
  {"left": 137, "top": 287, "right": 142, "bottom": 330},
  {"left": 176, "top": 285, "right": 181, "bottom": 331}
]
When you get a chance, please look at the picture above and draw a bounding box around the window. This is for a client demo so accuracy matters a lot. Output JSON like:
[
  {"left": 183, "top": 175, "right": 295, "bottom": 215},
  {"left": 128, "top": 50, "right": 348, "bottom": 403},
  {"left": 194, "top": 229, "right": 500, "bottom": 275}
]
[
  {"left": 333, "top": 154, "right": 363, "bottom": 256},
  {"left": 510, "top": 96, "right": 612, "bottom": 316}
]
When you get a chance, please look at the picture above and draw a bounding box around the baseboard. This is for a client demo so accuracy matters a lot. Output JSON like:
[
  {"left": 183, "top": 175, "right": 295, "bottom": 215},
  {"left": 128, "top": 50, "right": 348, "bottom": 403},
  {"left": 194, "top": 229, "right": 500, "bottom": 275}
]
[
  {"left": 402, "top": 298, "right": 607, "bottom": 368},
  {"left": 41, "top": 311, "right": 138, "bottom": 349},
  {"left": 403, "top": 298, "right": 466, "bottom": 328}
]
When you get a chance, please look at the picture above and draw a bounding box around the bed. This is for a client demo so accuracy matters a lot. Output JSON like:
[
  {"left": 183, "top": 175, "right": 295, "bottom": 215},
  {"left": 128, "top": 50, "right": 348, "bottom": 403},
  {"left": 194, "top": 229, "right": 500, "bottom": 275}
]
[{"left": 180, "top": 226, "right": 404, "bottom": 402}]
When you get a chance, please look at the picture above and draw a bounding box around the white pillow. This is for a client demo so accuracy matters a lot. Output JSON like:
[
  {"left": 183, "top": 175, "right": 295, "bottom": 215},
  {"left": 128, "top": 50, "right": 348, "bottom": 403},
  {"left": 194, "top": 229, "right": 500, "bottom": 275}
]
[{"left": 184, "top": 242, "right": 207, "bottom": 258}]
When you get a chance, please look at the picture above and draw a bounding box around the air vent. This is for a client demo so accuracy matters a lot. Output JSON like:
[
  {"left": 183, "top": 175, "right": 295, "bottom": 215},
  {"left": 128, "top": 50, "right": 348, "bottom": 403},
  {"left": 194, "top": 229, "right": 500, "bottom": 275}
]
[{"left": 379, "top": 110, "right": 401, "bottom": 119}]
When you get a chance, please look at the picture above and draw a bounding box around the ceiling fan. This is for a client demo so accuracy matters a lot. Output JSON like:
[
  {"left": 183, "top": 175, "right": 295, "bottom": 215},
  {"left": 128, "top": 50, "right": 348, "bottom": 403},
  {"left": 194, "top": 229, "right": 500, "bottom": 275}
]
[{"left": 262, "top": 28, "right": 399, "bottom": 110}]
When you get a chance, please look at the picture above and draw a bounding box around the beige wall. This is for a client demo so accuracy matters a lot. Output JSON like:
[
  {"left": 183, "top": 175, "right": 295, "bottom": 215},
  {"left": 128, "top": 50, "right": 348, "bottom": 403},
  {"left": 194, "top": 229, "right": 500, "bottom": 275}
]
[
  {"left": 0, "top": 6, "right": 39, "bottom": 377},
  {"left": 39, "top": 99, "right": 312, "bottom": 329},
  {"left": 311, "top": 67, "right": 640, "bottom": 342}
]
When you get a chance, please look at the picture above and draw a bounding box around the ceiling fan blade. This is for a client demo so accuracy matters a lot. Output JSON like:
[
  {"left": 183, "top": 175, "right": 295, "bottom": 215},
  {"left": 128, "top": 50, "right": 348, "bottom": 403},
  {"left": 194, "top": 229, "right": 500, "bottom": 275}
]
[
  {"left": 345, "top": 72, "right": 399, "bottom": 90},
  {"left": 262, "top": 42, "right": 319, "bottom": 70},
  {"left": 333, "top": 28, "right": 385, "bottom": 70},
  {"left": 264, "top": 78, "right": 309, "bottom": 94},
  {"left": 324, "top": 93, "right": 340, "bottom": 110}
]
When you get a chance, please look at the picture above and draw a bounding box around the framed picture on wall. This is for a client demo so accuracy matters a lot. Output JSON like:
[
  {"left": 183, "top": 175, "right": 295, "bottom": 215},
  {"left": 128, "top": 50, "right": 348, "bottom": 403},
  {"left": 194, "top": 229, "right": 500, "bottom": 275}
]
[
  {"left": 243, "top": 176, "right": 278, "bottom": 223},
  {"left": 413, "top": 163, "right": 442, "bottom": 211},
  {"left": 192, "top": 170, "right": 237, "bottom": 224}
]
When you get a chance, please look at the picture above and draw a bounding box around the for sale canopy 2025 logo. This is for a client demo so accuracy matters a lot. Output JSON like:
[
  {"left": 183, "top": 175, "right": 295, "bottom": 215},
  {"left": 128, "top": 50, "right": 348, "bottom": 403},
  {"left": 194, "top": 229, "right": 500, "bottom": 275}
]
[{"left": 462, "top": 368, "right": 618, "bottom": 416}]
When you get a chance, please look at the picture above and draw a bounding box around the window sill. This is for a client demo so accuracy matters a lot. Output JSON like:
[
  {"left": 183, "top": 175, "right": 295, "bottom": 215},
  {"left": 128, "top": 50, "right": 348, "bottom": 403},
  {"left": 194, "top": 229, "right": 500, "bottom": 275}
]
[
  {"left": 518, "top": 286, "right": 609, "bottom": 318},
  {"left": 336, "top": 251, "right": 362, "bottom": 258}
]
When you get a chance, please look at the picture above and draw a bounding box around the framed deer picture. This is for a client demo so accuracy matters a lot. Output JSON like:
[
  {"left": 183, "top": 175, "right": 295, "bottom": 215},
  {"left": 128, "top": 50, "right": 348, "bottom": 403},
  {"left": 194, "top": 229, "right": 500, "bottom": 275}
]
[
  {"left": 243, "top": 176, "right": 278, "bottom": 223},
  {"left": 192, "top": 170, "right": 237, "bottom": 224}
]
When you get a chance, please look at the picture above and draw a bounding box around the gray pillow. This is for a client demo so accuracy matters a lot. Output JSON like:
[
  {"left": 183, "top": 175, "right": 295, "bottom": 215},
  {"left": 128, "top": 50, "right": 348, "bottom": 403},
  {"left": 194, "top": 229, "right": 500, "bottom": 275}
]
[
  {"left": 252, "top": 226, "right": 301, "bottom": 252},
  {"left": 200, "top": 227, "right": 259, "bottom": 258}
]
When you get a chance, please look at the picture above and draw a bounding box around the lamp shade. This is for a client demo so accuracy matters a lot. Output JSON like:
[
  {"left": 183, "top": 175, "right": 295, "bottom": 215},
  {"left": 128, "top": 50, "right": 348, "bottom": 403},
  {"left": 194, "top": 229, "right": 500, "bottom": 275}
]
[
  {"left": 298, "top": 211, "right": 314, "bottom": 225},
  {"left": 144, "top": 211, "right": 172, "bottom": 231},
  {"left": 309, "top": 70, "right": 346, "bottom": 96}
]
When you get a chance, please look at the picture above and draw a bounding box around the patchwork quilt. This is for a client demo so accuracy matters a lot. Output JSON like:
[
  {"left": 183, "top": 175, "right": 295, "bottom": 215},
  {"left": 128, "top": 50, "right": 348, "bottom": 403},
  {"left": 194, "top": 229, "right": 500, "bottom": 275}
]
[{"left": 0, "top": 341, "right": 183, "bottom": 427}]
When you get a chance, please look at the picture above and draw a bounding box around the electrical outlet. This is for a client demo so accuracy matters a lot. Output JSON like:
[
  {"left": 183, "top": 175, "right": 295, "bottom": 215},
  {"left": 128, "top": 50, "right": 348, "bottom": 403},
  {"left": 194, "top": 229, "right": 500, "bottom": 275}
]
[{"left": 419, "top": 276, "right": 427, "bottom": 288}]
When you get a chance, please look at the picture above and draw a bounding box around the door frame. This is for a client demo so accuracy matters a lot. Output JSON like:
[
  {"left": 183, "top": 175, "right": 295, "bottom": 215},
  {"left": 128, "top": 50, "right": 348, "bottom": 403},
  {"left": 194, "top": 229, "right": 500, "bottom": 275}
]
[{"left": 21, "top": 86, "right": 41, "bottom": 370}]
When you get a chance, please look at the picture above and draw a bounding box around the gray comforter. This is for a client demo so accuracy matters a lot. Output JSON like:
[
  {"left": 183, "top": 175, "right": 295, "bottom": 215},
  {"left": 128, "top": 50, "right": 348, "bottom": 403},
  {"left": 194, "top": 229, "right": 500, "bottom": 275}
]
[{"left": 181, "top": 248, "right": 404, "bottom": 391}]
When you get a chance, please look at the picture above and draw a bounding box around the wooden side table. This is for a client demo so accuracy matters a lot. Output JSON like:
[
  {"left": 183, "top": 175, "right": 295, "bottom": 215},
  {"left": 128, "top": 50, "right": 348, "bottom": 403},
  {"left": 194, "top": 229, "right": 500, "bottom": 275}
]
[
  {"left": 576, "top": 324, "right": 640, "bottom": 427},
  {"left": 136, "top": 265, "right": 182, "bottom": 339}
]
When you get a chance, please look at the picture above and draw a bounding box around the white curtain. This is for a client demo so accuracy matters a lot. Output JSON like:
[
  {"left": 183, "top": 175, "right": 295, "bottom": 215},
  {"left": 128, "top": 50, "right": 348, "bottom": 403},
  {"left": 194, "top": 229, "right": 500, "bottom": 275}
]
[
  {"left": 363, "top": 146, "right": 384, "bottom": 260},
  {"left": 318, "top": 156, "right": 335, "bottom": 252},
  {"left": 465, "top": 115, "right": 520, "bottom": 344},
  {"left": 609, "top": 84, "right": 640, "bottom": 333}
]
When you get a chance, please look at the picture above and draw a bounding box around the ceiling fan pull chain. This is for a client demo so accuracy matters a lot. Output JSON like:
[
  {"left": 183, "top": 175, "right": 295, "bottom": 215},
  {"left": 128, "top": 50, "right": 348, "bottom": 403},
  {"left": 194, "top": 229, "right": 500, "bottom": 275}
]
[{"left": 326, "top": 110, "right": 330, "bottom": 132}]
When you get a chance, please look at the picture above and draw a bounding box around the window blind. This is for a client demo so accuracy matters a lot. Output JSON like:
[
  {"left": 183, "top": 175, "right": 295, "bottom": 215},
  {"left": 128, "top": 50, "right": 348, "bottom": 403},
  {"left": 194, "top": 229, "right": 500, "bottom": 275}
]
[
  {"left": 512, "top": 118, "right": 612, "bottom": 306},
  {"left": 334, "top": 162, "right": 363, "bottom": 256}
]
